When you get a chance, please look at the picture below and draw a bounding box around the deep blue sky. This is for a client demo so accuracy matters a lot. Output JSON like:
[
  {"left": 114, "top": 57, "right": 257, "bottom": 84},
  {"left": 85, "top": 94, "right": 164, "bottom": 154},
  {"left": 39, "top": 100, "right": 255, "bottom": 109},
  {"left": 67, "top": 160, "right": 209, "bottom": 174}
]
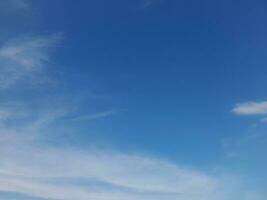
[
  {"left": 33, "top": 0, "right": 267, "bottom": 162},
  {"left": 0, "top": 0, "right": 267, "bottom": 199}
]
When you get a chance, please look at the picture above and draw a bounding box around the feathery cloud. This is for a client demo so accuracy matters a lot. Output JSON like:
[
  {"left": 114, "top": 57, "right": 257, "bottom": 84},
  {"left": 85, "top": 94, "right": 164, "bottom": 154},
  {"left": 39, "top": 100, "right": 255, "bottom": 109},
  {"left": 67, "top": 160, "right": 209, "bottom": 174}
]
[
  {"left": 71, "top": 110, "right": 118, "bottom": 121},
  {"left": 0, "top": 145, "right": 218, "bottom": 200},
  {"left": 0, "top": 34, "right": 62, "bottom": 89}
]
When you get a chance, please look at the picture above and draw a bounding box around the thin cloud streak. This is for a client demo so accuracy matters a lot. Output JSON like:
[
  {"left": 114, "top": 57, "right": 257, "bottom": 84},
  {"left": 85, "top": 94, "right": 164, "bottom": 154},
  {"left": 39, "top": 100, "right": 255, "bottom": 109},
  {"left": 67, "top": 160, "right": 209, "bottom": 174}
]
[{"left": 71, "top": 110, "right": 118, "bottom": 121}]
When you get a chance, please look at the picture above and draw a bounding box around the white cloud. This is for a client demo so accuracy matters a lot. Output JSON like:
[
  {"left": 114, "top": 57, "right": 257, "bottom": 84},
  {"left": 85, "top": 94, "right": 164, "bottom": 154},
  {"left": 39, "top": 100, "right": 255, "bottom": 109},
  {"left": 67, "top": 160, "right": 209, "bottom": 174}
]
[
  {"left": 232, "top": 101, "right": 267, "bottom": 115},
  {"left": 0, "top": 34, "right": 62, "bottom": 89}
]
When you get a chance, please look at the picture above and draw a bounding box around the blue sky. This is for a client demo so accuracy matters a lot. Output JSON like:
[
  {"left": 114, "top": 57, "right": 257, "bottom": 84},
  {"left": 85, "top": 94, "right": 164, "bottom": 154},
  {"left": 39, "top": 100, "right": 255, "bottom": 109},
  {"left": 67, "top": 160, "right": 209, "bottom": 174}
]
[{"left": 0, "top": 0, "right": 267, "bottom": 199}]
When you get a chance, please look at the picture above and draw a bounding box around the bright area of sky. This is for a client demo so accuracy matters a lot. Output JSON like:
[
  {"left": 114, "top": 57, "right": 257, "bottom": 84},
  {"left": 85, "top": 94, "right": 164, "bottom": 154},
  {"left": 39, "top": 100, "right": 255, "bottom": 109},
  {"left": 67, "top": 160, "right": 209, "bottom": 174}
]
[{"left": 0, "top": 0, "right": 267, "bottom": 199}]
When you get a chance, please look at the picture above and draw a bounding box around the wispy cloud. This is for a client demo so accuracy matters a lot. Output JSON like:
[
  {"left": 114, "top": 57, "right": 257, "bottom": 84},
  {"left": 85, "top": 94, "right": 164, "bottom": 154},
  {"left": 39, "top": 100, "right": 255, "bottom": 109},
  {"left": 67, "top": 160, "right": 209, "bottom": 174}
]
[
  {"left": 71, "top": 110, "right": 118, "bottom": 121},
  {"left": 0, "top": 108, "right": 218, "bottom": 200},
  {"left": 0, "top": 133, "right": 259, "bottom": 200},
  {"left": 232, "top": 101, "right": 267, "bottom": 115},
  {"left": 0, "top": 144, "right": 218, "bottom": 200},
  {"left": 0, "top": 34, "right": 62, "bottom": 89}
]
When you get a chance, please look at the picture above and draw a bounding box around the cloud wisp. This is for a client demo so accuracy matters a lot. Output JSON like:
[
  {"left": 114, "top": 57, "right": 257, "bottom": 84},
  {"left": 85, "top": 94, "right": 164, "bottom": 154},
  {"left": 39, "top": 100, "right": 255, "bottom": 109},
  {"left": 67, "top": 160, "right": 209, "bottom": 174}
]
[
  {"left": 71, "top": 110, "right": 118, "bottom": 121},
  {"left": 0, "top": 34, "right": 62, "bottom": 89}
]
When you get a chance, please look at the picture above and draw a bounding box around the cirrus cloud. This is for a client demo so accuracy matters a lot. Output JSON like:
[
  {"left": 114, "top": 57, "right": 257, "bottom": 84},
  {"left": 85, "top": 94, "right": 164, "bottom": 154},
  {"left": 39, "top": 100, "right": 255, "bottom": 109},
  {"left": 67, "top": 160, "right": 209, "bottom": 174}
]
[{"left": 0, "top": 34, "right": 62, "bottom": 89}]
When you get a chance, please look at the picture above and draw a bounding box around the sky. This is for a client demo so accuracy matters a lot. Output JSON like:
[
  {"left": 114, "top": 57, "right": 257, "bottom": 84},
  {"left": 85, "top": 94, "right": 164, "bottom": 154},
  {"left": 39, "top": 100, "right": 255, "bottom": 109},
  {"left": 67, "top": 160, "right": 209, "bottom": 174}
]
[{"left": 0, "top": 0, "right": 267, "bottom": 199}]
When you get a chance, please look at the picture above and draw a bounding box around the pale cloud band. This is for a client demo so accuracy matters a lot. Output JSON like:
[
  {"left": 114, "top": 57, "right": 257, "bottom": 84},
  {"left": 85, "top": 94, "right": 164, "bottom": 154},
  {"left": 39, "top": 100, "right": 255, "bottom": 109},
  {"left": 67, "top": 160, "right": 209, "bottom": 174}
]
[
  {"left": 0, "top": 142, "right": 218, "bottom": 200},
  {"left": 0, "top": 121, "right": 264, "bottom": 200}
]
